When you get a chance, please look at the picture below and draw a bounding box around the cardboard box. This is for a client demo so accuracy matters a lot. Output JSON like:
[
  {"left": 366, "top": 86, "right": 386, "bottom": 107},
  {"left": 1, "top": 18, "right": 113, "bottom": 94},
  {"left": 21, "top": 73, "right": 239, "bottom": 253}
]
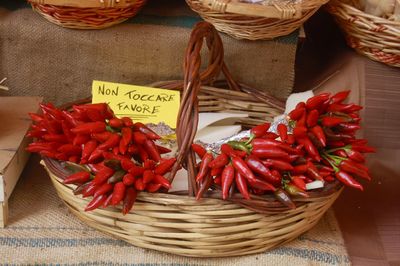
[{"left": 0, "top": 96, "right": 42, "bottom": 227}]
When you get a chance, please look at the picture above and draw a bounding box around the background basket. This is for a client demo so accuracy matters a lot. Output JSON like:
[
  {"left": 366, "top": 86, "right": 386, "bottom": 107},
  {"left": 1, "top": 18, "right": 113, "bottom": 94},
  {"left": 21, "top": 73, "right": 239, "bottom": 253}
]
[
  {"left": 327, "top": 0, "right": 400, "bottom": 67},
  {"left": 185, "top": 0, "right": 330, "bottom": 40},
  {"left": 28, "top": 0, "right": 147, "bottom": 29},
  {"left": 42, "top": 22, "right": 343, "bottom": 257}
]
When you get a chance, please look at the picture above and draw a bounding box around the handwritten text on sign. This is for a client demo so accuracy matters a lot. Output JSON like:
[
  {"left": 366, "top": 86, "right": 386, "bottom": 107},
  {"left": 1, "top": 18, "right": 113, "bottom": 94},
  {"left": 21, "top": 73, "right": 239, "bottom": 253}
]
[{"left": 92, "top": 80, "right": 180, "bottom": 127}]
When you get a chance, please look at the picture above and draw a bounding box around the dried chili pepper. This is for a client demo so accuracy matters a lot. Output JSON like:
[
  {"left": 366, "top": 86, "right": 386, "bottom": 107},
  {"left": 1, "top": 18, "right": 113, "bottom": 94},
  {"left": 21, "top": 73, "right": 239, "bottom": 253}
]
[
  {"left": 288, "top": 106, "right": 305, "bottom": 121},
  {"left": 143, "top": 170, "right": 155, "bottom": 184},
  {"left": 284, "top": 183, "right": 309, "bottom": 198},
  {"left": 251, "top": 147, "right": 289, "bottom": 160},
  {"left": 291, "top": 175, "right": 307, "bottom": 191},
  {"left": 306, "top": 93, "right": 330, "bottom": 110},
  {"left": 262, "top": 159, "right": 294, "bottom": 171},
  {"left": 97, "top": 133, "right": 120, "bottom": 150},
  {"left": 133, "top": 122, "right": 160, "bottom": 140},
  {"left": 274, "top": 188, "right": 295, "bottom": 209},
  {"left": 277, "top": 124, "right": 288, "bottom": 142},
  {"left": 132, "top": 131, "right": 147, "bottom": 145},
  {"left": 154, "top": 158, "right": 176, "bottom": 175},
  {"left": 306, "top": 109, "right": 319, "bottom": 128},
  {"left": 122, "top": 173, "right": 135, "bottom": 186},
  {"left": 231, "top": 156, "right": 257, "bottom": 182},
  {"left": 250, "top": 123, "right": 270, "bottom": 138},
  {"left": 143, "top": 139, "right": 161, "bottom": 162},
  {"left": 154, "top": 174, "right": 171, "bottom": 190},
  {"left": 191, "top": 143, "right": 207, "bottom": 158},
  {"left": 297, "top": 137, "right": 321, "bottom": 162},
  {"left": 227, "top": 141, "right": 250, "bottom": 154},
  {"left": 107, "top": 170, "right": 125, "bottom": 184},
  {"left": 94, "top": 182, "right": 114, "bottom": 197},
  {"left": 245, "top": 155, "right": 278, "bottom": 185},
  {"left": 119, "top": 127, "right": 132, "bottom": 155},
  {"left": 330, "top": 90, "right": 350, "bottom": 104},
  {"left": 248, "top": 178, "right": 276, "bottom": 191},
  {"left": 91, "top": 131, "right": 112, "bottom": 143},
  {"left": 321, "top": 116, "right": 344, "bottom": 127},
  {"left": 147, "top": 183, "right": 162, "bottom": 193},
  {"left": 311, "top": 125, "right": 326, "bottom": 147},
  {"left": 108, "top": 118, "right": 124, "bottom": 128},
  {"left": 92, "top": 166, "right": 114, "bottom": 185},
  {"left": 135, "top": 178, "right": 146, "bottom": 191},
  {"left": 196, "top": 173, "right": 213, "bottom": 200},
  {"left": 208, "top": 153, "right": 229, "bottom": 169}
]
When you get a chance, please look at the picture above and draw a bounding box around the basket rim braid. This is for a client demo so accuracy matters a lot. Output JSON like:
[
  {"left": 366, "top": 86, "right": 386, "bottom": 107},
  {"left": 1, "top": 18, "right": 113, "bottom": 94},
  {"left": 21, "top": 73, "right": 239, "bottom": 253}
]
[
  {"left": 28, "top": 0, "right": 147, "bottom": 30},
  {"left": 327, "top": 0, "right": 400, "bottom": 67},
  {"left": 185, "top": 0, "right": 330, "bottom": 40},
  {"left": 41, "top": 22, "right": 343, "bottom": 257}
]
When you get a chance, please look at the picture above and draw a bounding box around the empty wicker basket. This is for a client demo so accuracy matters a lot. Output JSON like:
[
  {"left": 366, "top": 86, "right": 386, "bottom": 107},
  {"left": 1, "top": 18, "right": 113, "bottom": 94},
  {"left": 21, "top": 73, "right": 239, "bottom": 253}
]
[
  {"left": 28, "top": 0, "right": 147, "bottom": 29},
  {"left": 327, "top": 0, "right": 400, "bottom": 67},
  {"left": 41, "top": 22, "right": 343, "bottom": 257},
  {"left": 186, "top": 0, "right": 330, "bottom": 40}
]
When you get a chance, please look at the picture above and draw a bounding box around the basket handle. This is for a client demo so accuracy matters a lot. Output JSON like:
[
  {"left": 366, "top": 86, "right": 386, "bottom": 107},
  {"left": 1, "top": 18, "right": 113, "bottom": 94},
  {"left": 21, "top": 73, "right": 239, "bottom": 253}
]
[
  {"left": 168, "top": 22, "right": 241, "bottom": 197},
  {"left": 200, "top": 0, "right": 301, "bottom": 19}
]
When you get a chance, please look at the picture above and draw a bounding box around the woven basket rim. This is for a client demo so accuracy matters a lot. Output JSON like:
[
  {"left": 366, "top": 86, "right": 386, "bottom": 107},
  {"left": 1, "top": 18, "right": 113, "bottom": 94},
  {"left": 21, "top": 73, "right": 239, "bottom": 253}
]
[{"left": 28, "top": 0, "right": 142, "bottom": 8}]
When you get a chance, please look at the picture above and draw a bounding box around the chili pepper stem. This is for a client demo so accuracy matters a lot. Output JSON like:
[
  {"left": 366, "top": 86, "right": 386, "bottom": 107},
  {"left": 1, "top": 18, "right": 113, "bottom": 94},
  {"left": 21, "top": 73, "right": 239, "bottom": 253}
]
[
  {"left": 326, "top": 145, "right": 351, "bottom": 154},
  {"left": 321, "top": 154, "right": 340, "bottom": 173}
]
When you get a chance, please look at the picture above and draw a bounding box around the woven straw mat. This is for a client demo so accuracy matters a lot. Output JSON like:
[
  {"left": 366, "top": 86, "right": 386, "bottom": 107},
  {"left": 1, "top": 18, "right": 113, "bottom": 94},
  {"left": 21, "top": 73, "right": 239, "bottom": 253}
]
[{"left": 0, "top": 155, "right": 350, "bottom": 265}]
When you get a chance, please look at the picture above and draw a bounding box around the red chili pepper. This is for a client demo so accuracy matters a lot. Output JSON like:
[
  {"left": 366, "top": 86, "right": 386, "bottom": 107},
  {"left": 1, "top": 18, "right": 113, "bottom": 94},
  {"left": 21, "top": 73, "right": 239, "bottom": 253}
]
[
  {"left": 132, "top": 131, "right": 147, "bottom": 145},
  {"left": 154, "top": 158, "right": 177, "bottom": 175},
  {"left": 211, "top": 167, "right": 223, "bottom": 177},
  {"left": 191, "top": 143, "right": 207, "bottom": 158},
  {"left": 234, "top": 150, "right": 248, "bottom": 158},
  {"left": 156, "top": 145, "right": 171, "bottom": 154},
  {"left": 208, "top": 153, "right": 229, "bottom": 169},
  {"left": 195, "top": 152, "right": 213, "bottom": 182},
  {"left": 154, "top": 174, "right": 171, "bottom": 190},
  {"left": 122, "top": 187, "right": 138, "bottom": 215},
  {"left": 119, "top": 127, "right": 132, "bottom": 155},
  {"left": 141, "top": 160, "right": 155, "bottom": 170},
  {"left": 72, "top": 134, "right": 90, "bottom": 146},
  {"left": 285, "top": 183, "right": 309, "bottom": 198},
  {"left": 120, "top": 117, "right": 133, "bottom": 127},
  {"left": 262, "top": 159, "right": 294, "bottom": 171},
  {"left": 244, "top": 155, "right": 278, "bottom": 185},
  {"left": 235, "top": 172, "right": 250, "bottom": 200},
  {"left": 143, "top": 139, "right": 161, "bottom": 162},
  {"left": 64, "top": 171, "right": 91, "bottom": 184},
  {"left": 339, "top": 159, "right": 371, "bottom": 180},
  {"left": 102, "top": 193, "right": 113, "bottom": 208},
  {"left": 297, "top": 137, "right": 321, "bottom": 162},
  {"left": 293, "top": 126, "right": 308, "bottom": 139},
  {"left": 321, "top": 117, "right": 344, "bottom": 127},
  {"left": 214, "top": 175, "right": 221, "bottom": 186},
  {"left": 306, "top": 109, "right": 319, "bottom": 128},
  {"left": 251, "top": 147, "right": 289, "bottom": 160},
  {"left": 112, "top": 146, "right": 119, "bottom": 156},
  {"left": 306, "top": 161, "right": 324, "bottom": 181},
  {"left": 129, "top": 165, "right": 145, "bottom": 177},
  {"left": 91, "top": 131, "right": 113, "bottom": 143},
  {"left": 146, "top": 183, "right": 162, "bottom": 193},
  {"left": 87, "top": 148, "right": 104, "bottom": 163},
  {"left": 350, "top": 144, "right": 376, "bottom": 153},
  {"left": 347, "top": 104, "right": 363, "bottom": 113},
  {"left": 53, "top": 152, "right": 67, "bottom": 161},
  {"left": 335, "top": 170, "right": 363, "bottom": 190},
  {"left": 85, "top": 194, "right": 107, "bottom": 212},
  {"left": 221, "top": 164, "right": 235, "bottom": 200},
  {"left": 310, "top": 125, "right": 326, "bottom": 147},
  {"left": 277, "top": 124, "right": 288, "bottom": 142},
  {"left": 261, "top": 132, "right": 279, "bottom": 140},
  {"left": 231, "top": 157, "right": 256, "bottom": 182},
  {"left": 330, "top": 90, "right": 350, "bottom": 104},
  {"left": 122, "top": 173, "right": 135, "bottom": 186},
  {"left": 133, "top": 122, "right": 160, "bottom": 140},
  {"left": 345, "top": 149, "right": 365, "bottom": 163},
  {"left": 291, "top": 175, "right": 307, "bottom": 191},
  {"left": 82, "top": 182, "right": 99, "bottom": 198},
  {"left": 108, "top": 118, "right": 124, "bottom": 128},
  {"left": 135, "top": 178, "right": 146, "bottom": 191},
  {"left": 227, "top": 141, "right": 250, "bottom": 154},
  {"left": 324, "top": 175, "right": 335, "bottom": 182},
  {"left": 94, "top": 182, "right": 114, "bottom": 198},
  {"left": 306, "top": 93, "right": 330, "bottom": 110},
  {"left": 43, "top": 134, "right": 68, "bottom": 143},
  {"left": 220, "top": 143, "right": 236, "bottom": 157},
  {"left": 247, "top": 178, "right": 276, "bottom": 191},
  {"left": 286, "top": 134, "right": 295, "bottom": 145},
  {"left": 71, "top": 121, "right": 106, "bottom": 135},
  {"left": 196, "top": 173, "right": 213, "bottom": 200},
  {"left": 29, "top": 112, "right": 44, "bottom": 123},
  {"left": 57, "top": 144, "right": 82, "bottom": 156},
  {"left": 97, "top": 133, "right": 120, "bottom": 150},
  {"left": 336, "top": 123, "right": 361, "bottom": 133},
  {"left": 86, "top": 108, "right": 106, "bottom": 122},
  {"left": 250, "top": 123, "right": 270, "bottom": 138},
  {"left": 289, "top": 106, "right": 305, "bottom": 121},
  {"left": 61, "top": 110, "right": 79, "bottom": 127},
  {"left": 92, "top": 166, "right": 114, "bottom": 185},
  {"left": 107, "top": 170, "right": 125, "bottom": 184},
  {"left": 143, "top": 170, "right": 155, "bottom": 184},
  {"left": 274, "top": 188, "right": 295, "bottom": 209}
]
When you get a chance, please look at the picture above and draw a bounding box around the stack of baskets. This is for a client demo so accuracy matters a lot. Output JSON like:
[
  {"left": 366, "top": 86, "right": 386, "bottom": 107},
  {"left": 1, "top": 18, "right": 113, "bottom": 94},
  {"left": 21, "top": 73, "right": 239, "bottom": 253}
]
[
  {"left": 42, "top": 22, "right": 344, "bottom": 257},
  {"left": 327, "top": 0, "right": 400, "bottom": 67},
  {"left": 28, "top": 0, "right": 147, "bottom": 29},
  {"left": 186, "top": 0, "right": 330, "bottom": 40}
]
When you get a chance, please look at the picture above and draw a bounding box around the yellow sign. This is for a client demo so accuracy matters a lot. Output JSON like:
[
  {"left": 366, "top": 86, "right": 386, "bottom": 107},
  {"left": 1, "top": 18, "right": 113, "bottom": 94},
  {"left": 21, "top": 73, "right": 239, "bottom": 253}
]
[{"left": 92, "top": 80, "right": 180, "bottom": 128}]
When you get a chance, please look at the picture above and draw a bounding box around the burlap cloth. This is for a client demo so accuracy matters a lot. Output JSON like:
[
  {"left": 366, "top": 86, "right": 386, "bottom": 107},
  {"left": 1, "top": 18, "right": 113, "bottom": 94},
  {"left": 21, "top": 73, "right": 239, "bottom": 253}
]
[
  {"left": 0, "top": 0, "right": 297, "bottom": 105},
  {"left": 0, "top": 155, "right": 350, "bottom": 265}
]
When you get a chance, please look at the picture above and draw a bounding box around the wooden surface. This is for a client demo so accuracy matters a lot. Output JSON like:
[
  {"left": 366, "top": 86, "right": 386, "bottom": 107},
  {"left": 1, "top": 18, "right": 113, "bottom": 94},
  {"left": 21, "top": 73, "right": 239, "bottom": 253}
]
[{"left": 296, "top": 10, "right": 400, "bottom": 266}]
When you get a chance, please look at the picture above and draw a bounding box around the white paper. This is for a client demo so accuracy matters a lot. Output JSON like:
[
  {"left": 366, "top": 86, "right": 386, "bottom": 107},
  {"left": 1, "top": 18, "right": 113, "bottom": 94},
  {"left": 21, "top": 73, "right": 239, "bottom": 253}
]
[
  {"left": 195, "top": 125, "right": 242, "bottom": 144},
  {"left": 197, "top": 113, "right": 248, "bottom": 131}
]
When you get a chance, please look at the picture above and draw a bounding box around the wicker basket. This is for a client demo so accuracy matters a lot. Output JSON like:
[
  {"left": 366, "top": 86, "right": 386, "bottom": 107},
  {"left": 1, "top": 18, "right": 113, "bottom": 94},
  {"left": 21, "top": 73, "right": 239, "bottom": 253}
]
[
  {"left": 186, "top": 0, "right": 330, "bottom": 40},
  {"left": 327, "top": 0, "right": 400, "bottom": 67},
  {"left": 41, "top": 22, "right": 343, "bottom": 257},
  {"left": 28, "top": 0, "right": 147, "bottom": 29}
]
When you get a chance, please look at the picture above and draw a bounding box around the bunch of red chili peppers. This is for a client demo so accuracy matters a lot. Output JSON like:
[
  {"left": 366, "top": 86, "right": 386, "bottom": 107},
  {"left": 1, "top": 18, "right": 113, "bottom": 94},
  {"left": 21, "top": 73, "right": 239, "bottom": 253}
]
[
  {"left": 26, "top": 102, "right": 174, "bottom": 214},
  {"left": 192, "top": 90, "right": 375, "bottom": 208}
]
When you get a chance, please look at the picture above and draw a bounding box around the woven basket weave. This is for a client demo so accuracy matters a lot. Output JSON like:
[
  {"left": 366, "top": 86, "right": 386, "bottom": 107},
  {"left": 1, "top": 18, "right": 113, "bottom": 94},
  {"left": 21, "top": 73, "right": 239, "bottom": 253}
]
[
  {"left": 186, "top": 0, "right": 329, "bottom": 40},
  {"left": 42, "top": 22, "right": 343, "bottom": 257},
  {"left": 28, "top": 0, "right": 146, "bottom": 29},
  {"left": 327, "top": 0, "right": 400, "bottom": 67}
]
